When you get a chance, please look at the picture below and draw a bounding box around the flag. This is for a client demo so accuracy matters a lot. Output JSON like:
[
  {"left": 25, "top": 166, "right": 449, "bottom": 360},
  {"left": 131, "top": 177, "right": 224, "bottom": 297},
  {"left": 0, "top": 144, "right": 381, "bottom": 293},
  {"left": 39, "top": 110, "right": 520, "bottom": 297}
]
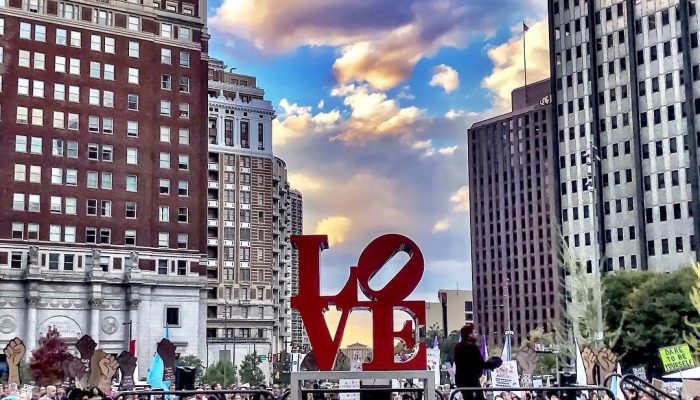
[
  {"left": 501, "top": 335, "right": 511, "bottom": 362},
  {"left": 523, "top": 22, "right": 529, "bottom": 32},
  {"left": 147, "top": 327, "right": 171, "bottom": 390},
  {"left": 609, "top": 363, "right": 623, "bottom": 399},
  {"left": 480, "top": 336, "right": 489, "bottom": 377},
  {"left": 432, "top": 335, "right": 439, "bottom": 350},
  {"left": 575, "top": 339, "right": 587, "bottom": 386}
]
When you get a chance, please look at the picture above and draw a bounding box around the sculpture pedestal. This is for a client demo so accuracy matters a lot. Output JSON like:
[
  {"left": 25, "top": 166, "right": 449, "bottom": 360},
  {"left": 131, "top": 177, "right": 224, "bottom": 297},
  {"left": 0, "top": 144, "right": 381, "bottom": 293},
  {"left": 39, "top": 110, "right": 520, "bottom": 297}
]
[{"left": 290, "top": 370, "right": 434, "bottom": 400}]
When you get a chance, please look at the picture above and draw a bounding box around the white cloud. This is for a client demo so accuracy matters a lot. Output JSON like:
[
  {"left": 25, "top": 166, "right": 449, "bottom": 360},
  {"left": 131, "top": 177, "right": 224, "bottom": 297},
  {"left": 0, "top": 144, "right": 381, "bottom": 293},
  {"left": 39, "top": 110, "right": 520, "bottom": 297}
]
[
  {"left": 273, "top": 99, "right": 342, "bottom": 146},
  {"left": 318, "top": 99, "right": 325, "bottom": 109},
  {"left": 445, "top": 109, "right": 466, "bottom": 120},
  {"left": 279, "top": 98, "right": 312, "bottom": 116},
  {"left": 412, "top": 140, "right": 433, "bottom": 150},
  {"left": 450, "top": 186, "right": 469, "bottom": 212},
  {"left": 432, "top": 219, "right": 450, "bottom": 232},
  {"left": 438, "top": 146, "right": 459, "bottom": 156},
  {"left": 315, "top": 216, "right": 353, "bottom": 246},
  {"left": 429, "top": 64, "right": 460, "bottom": 93}
]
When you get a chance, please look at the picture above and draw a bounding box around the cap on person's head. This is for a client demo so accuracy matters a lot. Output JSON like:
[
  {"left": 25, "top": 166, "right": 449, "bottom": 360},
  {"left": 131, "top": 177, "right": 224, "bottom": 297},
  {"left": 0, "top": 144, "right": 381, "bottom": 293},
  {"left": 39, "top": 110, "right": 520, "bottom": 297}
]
[{"left": 461, "top": 323, "right": 475, "bottom": 338}]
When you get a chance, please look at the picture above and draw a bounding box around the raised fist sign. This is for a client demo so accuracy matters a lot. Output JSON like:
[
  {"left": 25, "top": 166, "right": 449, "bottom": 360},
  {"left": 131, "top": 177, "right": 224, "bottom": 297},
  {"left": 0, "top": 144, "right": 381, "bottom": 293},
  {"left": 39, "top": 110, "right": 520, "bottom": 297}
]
[
  {"left": 76, "top": 335, "right": 97, "bottom": 360},
  {"left": 157, "top": 339, "right": 176, "bottom": 368},
  {"left": 98, "top": 353, "right": 119, "bottom": 392},
  {"left": 88, "top": 349, "right": 108, "bottom": 388},
  {"left": 157, "top": 339, "right": 177, "bottom": 384},
  {"left": 61, "top": 355, "right": 85, "bottom": 387},
  {"left": 581, "top": 346, "right": 597, "bottom": 385},
  {"left": 4, "top": 337, "right": 25, "bottom": 384},
  {"left": 596, "top": 347, "right": 618, "bottom": 380},
  {"left": 116, "top": 351, "right": 137, "bottom": 390}
]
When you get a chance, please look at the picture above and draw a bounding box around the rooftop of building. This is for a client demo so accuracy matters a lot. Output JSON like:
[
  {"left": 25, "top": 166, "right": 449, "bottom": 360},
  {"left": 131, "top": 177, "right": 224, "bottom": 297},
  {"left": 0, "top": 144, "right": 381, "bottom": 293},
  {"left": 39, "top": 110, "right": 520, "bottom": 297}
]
[{"left": 469, "top": 78, "right": 551, "bottom": 129}]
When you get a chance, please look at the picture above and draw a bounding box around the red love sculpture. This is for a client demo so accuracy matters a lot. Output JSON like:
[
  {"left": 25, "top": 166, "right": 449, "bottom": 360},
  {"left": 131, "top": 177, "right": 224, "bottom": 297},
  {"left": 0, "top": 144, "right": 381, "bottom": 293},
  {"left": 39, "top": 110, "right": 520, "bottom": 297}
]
[{"left": 290, "top": 234, "right": 426, "bottom": 371}]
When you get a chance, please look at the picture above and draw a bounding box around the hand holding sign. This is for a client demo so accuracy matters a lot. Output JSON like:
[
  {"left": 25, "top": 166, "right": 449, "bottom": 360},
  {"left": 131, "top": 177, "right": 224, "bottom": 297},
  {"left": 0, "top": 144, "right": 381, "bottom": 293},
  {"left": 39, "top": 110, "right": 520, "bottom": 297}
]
[{"left": 4, "top": 338, "right": 25, "bottom": 385}]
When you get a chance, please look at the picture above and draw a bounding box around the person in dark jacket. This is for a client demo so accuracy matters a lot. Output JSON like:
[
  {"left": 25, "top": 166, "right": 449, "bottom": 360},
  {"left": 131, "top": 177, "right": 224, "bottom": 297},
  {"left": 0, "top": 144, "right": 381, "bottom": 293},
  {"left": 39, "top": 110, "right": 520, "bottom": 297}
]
[{"left": 453, "top": 323, "right": 502, "bottom": 400}]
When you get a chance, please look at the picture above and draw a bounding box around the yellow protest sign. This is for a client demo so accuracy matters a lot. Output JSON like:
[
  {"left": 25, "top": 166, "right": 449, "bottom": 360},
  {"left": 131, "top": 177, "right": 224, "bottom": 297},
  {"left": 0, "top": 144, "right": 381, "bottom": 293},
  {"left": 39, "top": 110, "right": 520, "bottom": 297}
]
[{"left": 659, "top": 344, "right": 695, "bottom": 372}]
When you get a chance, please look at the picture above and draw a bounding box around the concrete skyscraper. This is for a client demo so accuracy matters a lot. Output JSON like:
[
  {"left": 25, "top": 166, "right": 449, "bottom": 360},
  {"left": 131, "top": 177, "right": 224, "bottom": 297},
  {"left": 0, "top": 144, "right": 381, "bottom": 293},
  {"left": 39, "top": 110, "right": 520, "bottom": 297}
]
[
  {"left": 469, "top": 80, "right": 560, "bottom": 347},
  {"left": 549, "top": 0, "right": 700, "bottom": 276}
]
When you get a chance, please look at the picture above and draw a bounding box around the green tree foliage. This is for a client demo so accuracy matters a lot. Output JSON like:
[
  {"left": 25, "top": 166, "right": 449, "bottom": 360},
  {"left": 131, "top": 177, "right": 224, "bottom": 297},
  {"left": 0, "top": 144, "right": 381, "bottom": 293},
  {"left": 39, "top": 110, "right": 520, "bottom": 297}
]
[
  {"left": 423, "top": 324, "right": 460, "bottom": 364},
  {"left": 202, "top": 360, "right": 237, "bottom": 387},
  {"left": 177, "top": 355, "right": 205, "bottom": 380},
  {"left": 28, "top": 328, "right": 70, "bottom": 385},
  {"left": 238, "top": 352, "right": 265, "bottom": 387},
  {"left": 603, "top": 267, "right": 697, "bottom": 377},
  {"left": 684, "top": 264, "right": 700, "bottom": 360}
]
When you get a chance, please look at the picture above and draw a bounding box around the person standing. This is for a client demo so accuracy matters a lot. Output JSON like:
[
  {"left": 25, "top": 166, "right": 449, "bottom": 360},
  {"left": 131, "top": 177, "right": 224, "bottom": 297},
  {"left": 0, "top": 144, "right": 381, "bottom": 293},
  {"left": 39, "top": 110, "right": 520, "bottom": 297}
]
[{"left": 453, "top": 324, "right": 502, "bottom": 400}]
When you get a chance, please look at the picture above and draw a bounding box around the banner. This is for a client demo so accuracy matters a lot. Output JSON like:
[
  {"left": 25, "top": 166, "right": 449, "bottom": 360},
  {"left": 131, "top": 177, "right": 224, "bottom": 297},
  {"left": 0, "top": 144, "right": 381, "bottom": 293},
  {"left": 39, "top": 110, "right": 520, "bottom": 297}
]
[
  {"left": 427, "top": 348, "right": 441, "bottom": 387},
  {"left": 339, "top": 379, "right": 360, "bottom": 400},
  {"left": 659, "top": 344, "right": 695, "bottom": 372},
  {"left": 493, "top": 360, "right": 520, "bottom": 388}
]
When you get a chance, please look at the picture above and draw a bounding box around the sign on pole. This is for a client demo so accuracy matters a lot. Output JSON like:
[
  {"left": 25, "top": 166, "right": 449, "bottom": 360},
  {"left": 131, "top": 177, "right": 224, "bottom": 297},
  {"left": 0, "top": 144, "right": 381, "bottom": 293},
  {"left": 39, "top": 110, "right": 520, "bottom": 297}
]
[{"left": 659, "top": 344, "right": 695, "bottom": 372}]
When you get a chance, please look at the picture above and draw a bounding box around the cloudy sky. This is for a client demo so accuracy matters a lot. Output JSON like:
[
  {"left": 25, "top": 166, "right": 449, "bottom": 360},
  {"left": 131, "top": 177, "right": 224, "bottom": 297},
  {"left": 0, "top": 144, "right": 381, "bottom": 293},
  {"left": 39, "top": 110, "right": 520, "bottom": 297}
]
[{"left": 207, "top": 0, "right": 551, "bottom": 345}]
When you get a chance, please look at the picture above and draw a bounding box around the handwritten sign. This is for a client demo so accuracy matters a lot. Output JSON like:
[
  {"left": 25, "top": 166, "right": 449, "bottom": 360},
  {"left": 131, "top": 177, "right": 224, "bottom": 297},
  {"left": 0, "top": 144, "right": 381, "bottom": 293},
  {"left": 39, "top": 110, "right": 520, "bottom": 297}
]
[{"left": 659, "top": 344, "right": 695, "bottom": 372}]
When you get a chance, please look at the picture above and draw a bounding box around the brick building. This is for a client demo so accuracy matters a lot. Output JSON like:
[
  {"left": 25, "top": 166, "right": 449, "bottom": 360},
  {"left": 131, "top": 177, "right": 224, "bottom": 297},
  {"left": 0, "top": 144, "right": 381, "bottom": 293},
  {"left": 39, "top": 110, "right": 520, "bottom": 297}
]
[{"left": 0, "top": 0, "right": 209, "bottom": 363}]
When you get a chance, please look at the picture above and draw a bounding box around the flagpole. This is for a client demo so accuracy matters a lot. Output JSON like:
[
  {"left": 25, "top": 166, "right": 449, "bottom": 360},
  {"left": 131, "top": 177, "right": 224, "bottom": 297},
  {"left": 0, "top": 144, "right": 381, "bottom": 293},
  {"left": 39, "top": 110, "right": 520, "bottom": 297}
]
[{"left": 523, "top": 20, "right": 528, "bottom": 100}]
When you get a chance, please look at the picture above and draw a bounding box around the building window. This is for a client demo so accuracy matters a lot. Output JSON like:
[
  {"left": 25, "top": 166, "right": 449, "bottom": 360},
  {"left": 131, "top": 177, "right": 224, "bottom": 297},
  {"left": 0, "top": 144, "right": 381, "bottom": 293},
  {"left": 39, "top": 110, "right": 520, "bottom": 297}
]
[
  {"left": 159, "top": 205, "right": 170, "bottom": 222},
  {"left": 161, "top": 48, "right": 172, "bottom": 64},
  {"left": 19, "top": 22, "right": 31, "bottom": 39},
  {"left": 165, "top": 307, "right": 180, "bottom": 326},
  {"left": 177, "top": 233, "right": 188, "bottom": 249},
  {"left": 179, "top": 77, "right": 190, "bottom": 93},
  {"left": 161, "top": 23, "right": 172, "bottom": 38},
  {"left": 64, "top": 254, "right": 75, "bottom": 270},
  {"left": 177, "top": 260, "right": 187, "bottom": 275},
  {"left": 48, "top": 253, "right": 60, "bottom": 270},
  {"left": 12, "top": 194, "right": 25, "bottom": 211},
  {"left": 127, "top": 121, "right": 139, "bottom": 137},
  {"left": 99, "top": 228, "right": 111, "bottom": 244},
  {"left": 10, "top": 253, "right": 23, "bottom": 269},
  {"left": 125, "top": 230, "right": 136, "bottom": 246},
  {"left": 11, "top": 223, "right": 23, "bottom": 239},
  {"left": 105, "top": 37, "right": 115, "bottom": 53},
  {"left": 100, "top": 200, "right": 112, "bottom": 217},
  {"left": 129, "top": 41, "right": 140, "bottom": 58},
  {"left": 49, "top": 225, "right": 61, "bottom": 242},
  {"left": 90, "top": 34, "right": 101, "bottom": 51},
  {"left": 158, "top": 259, "right": 168, "bottom": 275},
  {"left": 126, "top": 175, "right": 138, "bottom": 192},
  {"left": 65, "top": 197, "right": 76, "bottom": 214},
  {"left": 160, "top": 100, "right": 171, "bottom": 116},
  {"left": 179, "top": 129, "right": 190, "bottom": 145},
  {"left": 258, "top": 123, "right": 264, "bottom": 150},
  {"left": 178, "top": 27, "right": 191, "bottom": 41},
  {"left": 161, "top": 74, "right": 172, "bottom": 90},
  {"left": 178, "top": 180, "right": 189, "bottom": 196},
  {"left": 128, "top": 94, "right": 139, "bottom": 111},
  {"left": 30, "top": 166, "right": 41, "bottom": 182},
  {"left": 127, "top": 16, "right": 139, "bottom": 30},
  {"left": 178, "top": 207, "right": 188, "bottom": 223},
  {"left": 50, "top": 196, "right": 61, "bottom": 213},
  {"left": 160, "top": 126, "right": 171, "bottom": 142},
  {"left": 241, "top": 121, "right": 249, "bottom": 148},
  {"left": 69, "top": 58, "right": 80, "bottom": 75},
  {"left": 126, "top": 202, "right": 137, "bottom": 218},
  {"left": 128, "top": 68, "right": 139, "bottom": 84},
  {"left": 158, "top": 233, "right": 169, "bottom": 247},
  {"left": 16, "top": 107, "right": 29, "bottom": 124},
  {"left": 15, "top": 136, "right": 27, "bottom": 153},
  {"left": 179, "top": 103, "right": 190, "bottom": 118},
  {"left": 104, "top": 64, "right": 114, "bottom": 80},
  {"left": 127, "top": 148, "right": 138, "bottom": 165},
  {"left": 86, "top": 227, "right": 97, "bottom": 243},
  {"left": 28, "top": 195, "right": 40, "bottom": 212},
  {"left": 30, "top": 137, "right": 42, "bottom": 153},
  {"left": 65, "top": 168, "right": 77, "bottom": 185},
  {"left": 64, "top": 226, "right": 76, "bottom": 243},
  {"left": 159, "top": 152, "right": 171, "bottom": 168},
  {"left": 159, "top": 179, "right": 170, "bottom": 195},
  {"left": 51, "top": 168, "right": 63, "bottom": 185},
  {"left": 86, "top": 199, "right": 97, "bottom": 215},
  {"left": 180, "top": 51, "right": 190, "bottom": 67},
  {"left": 14, "top": 164, "right": 26, "bottom": 181},
  {"left": 70, "top": 31, "right": 80, "bottom": 47},
  {"left": 178, "top": 155, "right": 189, "bottom": 170}
]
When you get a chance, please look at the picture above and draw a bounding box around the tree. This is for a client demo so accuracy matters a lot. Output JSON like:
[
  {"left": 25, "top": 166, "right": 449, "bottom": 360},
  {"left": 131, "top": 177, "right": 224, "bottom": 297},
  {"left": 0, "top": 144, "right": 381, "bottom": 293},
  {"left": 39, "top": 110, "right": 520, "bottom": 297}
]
[
  {"left": 422, "top": 324, "right": 460, "bottom": 364},
  {"left": 604, "top": 267, "right": 697, "bottom": 378},
  {"left": 684, "top": 264, "right": 700, "bottom": 360},
  {"left": 28, "top": 327, "right": 70, "bottom": 385},
  {"left": 177, "top": 355, "right": 205, "bottom": 380},
  {"left": 238, "top": 352, "right": 265, "bottom": 387},
  {"left": 202, "top": 360, "right": 237, "bottom": 387}
]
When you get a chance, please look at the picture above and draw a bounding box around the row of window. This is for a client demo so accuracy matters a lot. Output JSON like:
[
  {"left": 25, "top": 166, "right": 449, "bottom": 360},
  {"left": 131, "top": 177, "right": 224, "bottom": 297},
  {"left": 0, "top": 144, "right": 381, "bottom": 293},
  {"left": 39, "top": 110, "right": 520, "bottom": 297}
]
[
  {"left": 15, "top": 46, "right": 190, "bottom": 71},
  {"left": 648, "top": 236, "right": 696, "bottom": 256},
  {"left": 10, "top": 222, "right": 190, "bottom": 248},
  {"left": 19, "top": 16, "right": 194, "bottom": 43}
]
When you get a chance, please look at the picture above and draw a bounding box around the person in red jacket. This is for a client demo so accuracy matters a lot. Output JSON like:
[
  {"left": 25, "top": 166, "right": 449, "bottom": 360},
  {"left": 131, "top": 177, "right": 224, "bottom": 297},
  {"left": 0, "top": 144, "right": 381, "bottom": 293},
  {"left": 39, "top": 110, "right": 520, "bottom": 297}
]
[{"left": 453, "top": 324, "right": 502, "bottom": 400}]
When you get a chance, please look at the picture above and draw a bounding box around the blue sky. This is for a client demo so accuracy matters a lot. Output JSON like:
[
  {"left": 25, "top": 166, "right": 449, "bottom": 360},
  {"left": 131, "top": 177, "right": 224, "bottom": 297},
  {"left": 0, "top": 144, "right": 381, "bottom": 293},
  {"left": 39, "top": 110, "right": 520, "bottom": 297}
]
[{"left": 204, "top": 1, "right": 551, "bottom": 342}]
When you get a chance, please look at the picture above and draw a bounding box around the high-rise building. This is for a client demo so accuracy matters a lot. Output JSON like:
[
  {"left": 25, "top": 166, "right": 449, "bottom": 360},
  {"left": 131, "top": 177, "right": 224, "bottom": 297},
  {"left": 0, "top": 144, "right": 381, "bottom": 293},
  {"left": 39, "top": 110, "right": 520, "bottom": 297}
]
[
  {"left": 468, "top": 80, "right": 560, "bottom": 347},
  {"left": 205, "top": 60, "right": 300, "bottom": 379},
  {"left": 0, "top": 0, "right": 209, "bottom": 364},
  {"left": 288, "top": 188, "right": 308, "bottom": 352},
  {"left": 549, "top": 1, "right": 700, "bottom": 277},
  {"left": 425, "top": 290, "right": 474, "bottom": 337}
]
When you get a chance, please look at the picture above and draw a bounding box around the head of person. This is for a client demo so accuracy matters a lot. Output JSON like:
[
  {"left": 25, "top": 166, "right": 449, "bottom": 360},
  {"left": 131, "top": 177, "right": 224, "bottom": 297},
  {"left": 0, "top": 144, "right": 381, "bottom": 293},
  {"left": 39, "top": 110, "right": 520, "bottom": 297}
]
[
  {"left": 8, "top": 384, "right": 18, "bottom": 394},
  {"left": 214, "top": 384, "right": 222, "bottom": 390},
  {"left": 46, "top": 387, "right": 56, "bottom": 399},
  {"left": 460, "top": 323, "right": 477, "bottom": 342},
  {"left": 550, "top": 395, "right": 559, "bottom": 400},
  {"left": 57, "top": 388, "right": 65, "bottom": 398}
]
